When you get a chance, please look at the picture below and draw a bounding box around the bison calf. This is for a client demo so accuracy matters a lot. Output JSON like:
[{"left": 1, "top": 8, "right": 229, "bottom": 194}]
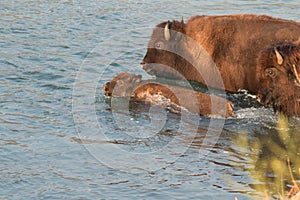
[
  {"left": 103, "top": 72, "right": 234, "bottom": 118},
  {"left": 256, "top": 39, "right": 300, "bottom": 116}
]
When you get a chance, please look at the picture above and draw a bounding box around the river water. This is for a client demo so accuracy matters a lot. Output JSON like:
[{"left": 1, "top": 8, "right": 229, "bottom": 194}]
[{"left": 1, "top": 1, "right": 300, "bottom": 199}]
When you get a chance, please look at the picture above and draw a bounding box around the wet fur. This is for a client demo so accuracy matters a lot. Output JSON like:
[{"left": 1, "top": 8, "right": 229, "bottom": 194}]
[{"left": 103, "top": 72, "right": 234, "bottom": 117}]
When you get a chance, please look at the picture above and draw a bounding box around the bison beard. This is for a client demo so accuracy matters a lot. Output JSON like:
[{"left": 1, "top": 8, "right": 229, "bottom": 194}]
[{"left": 256, "top": 41, "right": 300, "bottom": 116}]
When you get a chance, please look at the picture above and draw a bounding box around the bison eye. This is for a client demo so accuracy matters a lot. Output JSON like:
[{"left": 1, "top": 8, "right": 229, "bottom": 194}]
[
  {"left": 265, "top": 68, "right": 278, "bottom": 78},
  {"left": 154, "top": 41, "right": 163, "bottom": 49}
]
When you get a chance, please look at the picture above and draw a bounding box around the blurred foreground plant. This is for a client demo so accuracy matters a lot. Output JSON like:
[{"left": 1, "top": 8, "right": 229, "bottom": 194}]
[{"left": 234, "top": 114, "right": 300, "bottom": 199}]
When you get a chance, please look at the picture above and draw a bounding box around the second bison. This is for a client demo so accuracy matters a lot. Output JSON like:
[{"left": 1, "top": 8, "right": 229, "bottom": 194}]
[{"left": 256, "top": 39, "right": 300, "bottom": 116}]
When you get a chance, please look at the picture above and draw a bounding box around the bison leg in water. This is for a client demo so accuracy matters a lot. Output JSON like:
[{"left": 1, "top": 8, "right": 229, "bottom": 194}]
[{"left": 103, "top": 72, "right": 234, "bottom": 118}]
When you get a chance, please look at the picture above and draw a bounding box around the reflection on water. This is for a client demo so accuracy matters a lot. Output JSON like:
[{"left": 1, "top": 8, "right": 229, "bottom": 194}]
[{"left": 1, "top": 0, "right": 300, "bottom": 199}]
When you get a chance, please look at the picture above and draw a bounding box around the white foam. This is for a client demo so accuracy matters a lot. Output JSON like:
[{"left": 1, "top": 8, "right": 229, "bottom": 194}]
[
  {"left": 235, "top": 107, "right": 274, "bottom": 120},
  {"left": 143, "top": 94, "right": 190, "bottom": 114}
]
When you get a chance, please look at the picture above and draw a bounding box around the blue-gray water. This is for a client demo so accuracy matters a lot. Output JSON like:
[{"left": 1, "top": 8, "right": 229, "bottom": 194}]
[{"left": 1, "top": 1, "right": 300, "bottom": 199}]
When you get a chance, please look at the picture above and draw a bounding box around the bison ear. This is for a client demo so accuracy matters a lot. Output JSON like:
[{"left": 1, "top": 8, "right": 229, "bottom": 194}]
[
  {"left": 292, "top": 64, "right": 300, "bottom": 86},
  {"left": 135, "top": 75, "right": 142, "bottom": 83},
  {"left": 274, "top": 47, "right": 283, "bottom": 65},
  {"left": 164, "top": 21, "right": 171, "bottom": 41}
]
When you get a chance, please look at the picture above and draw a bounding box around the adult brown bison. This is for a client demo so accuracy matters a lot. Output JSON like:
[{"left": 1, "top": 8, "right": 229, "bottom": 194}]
[
  {"left": 256, "top": 39, "right": 300, "bottom": 116},
  {"left": 141, "top": 14, "right": 300, "bottom": 94}
]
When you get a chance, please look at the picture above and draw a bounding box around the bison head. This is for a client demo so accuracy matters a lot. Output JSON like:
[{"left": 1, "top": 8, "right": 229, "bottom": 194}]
[
  {"left": 141, "top": 19, "right": 222, "bottom": 89},
  {"left": 256, "top": 40, "right": 300, "bottom": 116},
  {"left": 103, "top": 72, "right": 142, "bottom": 97},
  {"left": 141, "top": 19, "right": 192, "bottom": 80}
]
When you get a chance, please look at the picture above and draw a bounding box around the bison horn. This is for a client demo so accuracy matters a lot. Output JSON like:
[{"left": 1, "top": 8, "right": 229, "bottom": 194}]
[
  {"left": 164, "top": 21, "right": 170, "bottom": 41},
  {"left": 296, "top": 36, "right": 300, "bottom": 45},
  {"left": 292, "top": 64, "right": 300, "bottom": 86},
  {"left": 274, "top": 47, "right": 283, "bottom": 65}
]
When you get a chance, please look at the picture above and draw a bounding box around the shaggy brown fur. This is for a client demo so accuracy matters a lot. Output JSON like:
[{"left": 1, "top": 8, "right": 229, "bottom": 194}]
[
  {"left": 141, "top": 14, "right": 300, "bottom": 94},
  {"left": 256, "top": 39, "right": 300, "bottom": 116},
  {"left": 103, "top": 72, "right": 234, "bottom": 118}
]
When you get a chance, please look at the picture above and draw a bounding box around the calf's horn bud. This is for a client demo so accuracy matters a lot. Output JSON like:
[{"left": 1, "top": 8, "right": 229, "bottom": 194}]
[
  {"left": 164, "top": 21, "right": 170, "bottom": 41},
  {"left": 274, "top": 47, "right": 283, "bottom": 65}
]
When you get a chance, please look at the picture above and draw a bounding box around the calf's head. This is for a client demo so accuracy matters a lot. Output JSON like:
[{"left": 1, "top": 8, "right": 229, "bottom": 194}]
[
  {"left": 103, "top": 72, "right": 142, "bottom": 97},
  {"left": 256, "top": 40, "right": 300, "bottom": 116}
]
